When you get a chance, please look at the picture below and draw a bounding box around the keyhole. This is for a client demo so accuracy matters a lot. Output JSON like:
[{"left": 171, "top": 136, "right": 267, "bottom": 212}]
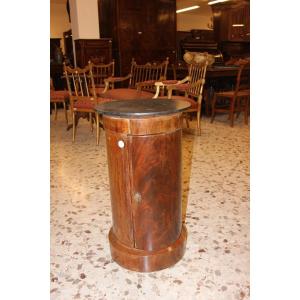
[{"left": 134, "top": 192, "right": 142, "bottom": 204}]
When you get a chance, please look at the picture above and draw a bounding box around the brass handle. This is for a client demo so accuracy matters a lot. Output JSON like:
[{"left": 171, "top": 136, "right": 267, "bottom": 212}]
[{"left": 134, "top": 192, "right": 142, "bottom": 204}]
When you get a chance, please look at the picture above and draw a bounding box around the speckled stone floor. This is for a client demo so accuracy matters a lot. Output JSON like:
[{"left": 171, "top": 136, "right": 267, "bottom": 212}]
[{"left": 50, "top": 110, "right": 250, "bottom": 300}]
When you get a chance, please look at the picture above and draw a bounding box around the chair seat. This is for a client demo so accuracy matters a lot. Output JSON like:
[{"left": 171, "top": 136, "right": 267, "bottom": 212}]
[
  {"left": 171, "top": 83, "right": 191, "bottom": 92},
  {"left": 140, "top": 80, "right": 156, "bottom": 85},
  {"left": 106, "top": 76, "right": 128, "bottom": 84},
  {"left": 161, "top": 80, "right": 178, "bottom": 85},
  {"left": 94, "top": 87, "right": 105, "bottom": 95},
  {"left": 216, "top": 89, "right": 250, "bottom": 98},
  {"left": 158, "top": 96, "right": 198, "bottom": 110},
  {"left": 74, "top": 97, "right": 113, "bottom": 110},
  {"left": 101, "top": 88, "right": 154, "bottom": 100},
  {"left": 158, "top": 81, "right": 190, "bottom": 91},
  {"left": 50, "top": 90, "right": 69, "bottom": 102}
]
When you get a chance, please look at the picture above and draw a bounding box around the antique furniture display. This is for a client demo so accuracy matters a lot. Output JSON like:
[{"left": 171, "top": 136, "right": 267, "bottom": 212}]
[
  {"left": 64, "top": 64, "right": 111, "bottom": 145},
  {"left": 89, "top": 60, "right": 115, "bottom": 96},
  {"left": 103, "top": 58, "right": 169, "bottom": 94},
  {"left": 96, "top": 99, "right": 191, "bottom": 272},
  {"left": 50, "top": 78, "right": 69, "bottom": 125},
  {"left": 210, "top": 59, "right": 250, "bottom": 127},
  {"left": 154, "top": 53, "right": 213, "bottom": 135}
]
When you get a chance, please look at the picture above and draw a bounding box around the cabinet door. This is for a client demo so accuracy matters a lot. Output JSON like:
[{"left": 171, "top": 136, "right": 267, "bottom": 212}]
[
  {"left": 105, "top": 130, "right": 135, "bottom": 247},
  {"left": 228, "top": 5, "right": 250, "bottom": 41},
  {"left": 129, "top": 130, "right": 182, "bottom": 251},
  {"left": 116, "top": 0, "right": 176, "bottom": 75}
]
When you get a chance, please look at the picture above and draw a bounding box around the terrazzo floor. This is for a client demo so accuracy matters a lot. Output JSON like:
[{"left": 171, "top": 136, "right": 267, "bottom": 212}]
[{"left": 50, "top": 110, "right": 250, "bottom": 300}]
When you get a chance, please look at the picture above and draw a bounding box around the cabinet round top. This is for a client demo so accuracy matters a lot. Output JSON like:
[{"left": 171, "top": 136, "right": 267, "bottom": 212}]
[{"left": 95, "top": 99, "right": 191, "bottom": 117}]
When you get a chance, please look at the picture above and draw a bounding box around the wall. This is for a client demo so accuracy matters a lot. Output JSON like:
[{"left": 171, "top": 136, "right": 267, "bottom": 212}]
[
  {"left": 176, "top": 2, "right": 213, "bottom": 31},
  {"left": 50, "top": 1, "right": 70, "bottom": 38},
  {"left": 50, "top": 1, "right": 70, "bottom": 51},
  {"left": 70, "top": 0, "right": 99, "bottom": 40}
]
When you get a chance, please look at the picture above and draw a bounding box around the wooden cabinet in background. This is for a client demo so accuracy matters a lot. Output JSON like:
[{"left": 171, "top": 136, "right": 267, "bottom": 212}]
[
  {"left": 212, "top": 1, "right": 250, "bottom": 42},
  {"left": 98, "top": 0, "right": 177, "bottom": 76},
  {"left": 211, "top": 1, "right": 250, "bottom": 59},
  {"left": 228, "top": 5, "right": 250, "bottom": 41},
  {"left": 74, "top": 38, "right": 112, "bottom": 68}
]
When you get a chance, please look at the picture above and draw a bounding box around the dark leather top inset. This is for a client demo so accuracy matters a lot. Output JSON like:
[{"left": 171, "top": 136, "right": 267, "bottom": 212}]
[{"left": 95, "top": 99, "right": 191, "bottom": 117}]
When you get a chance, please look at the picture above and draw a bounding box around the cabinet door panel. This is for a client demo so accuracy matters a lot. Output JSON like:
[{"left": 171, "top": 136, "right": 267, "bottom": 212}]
[
  {"left": 105, "top": 131, "right": 134, "bottom": 247},
  {"left": 130, "top": 130, "right": 182, "bottom": 251}
]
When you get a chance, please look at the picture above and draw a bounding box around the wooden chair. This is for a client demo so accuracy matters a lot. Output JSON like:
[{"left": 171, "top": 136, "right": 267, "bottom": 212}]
[
  {"left": 50, "top": 78, "right": 69, "bottom": 125},
  {"left": 154, "top": 53, "right": 213, "bottom": 135},
  {"left": 210, "top": 59, "right": 250, "bottom": 127},
  {"left": 88, "top": 60, "right": 115, "bottom": 96},
  {"left": 103, "top": 57, "right": 169, "bottom": 94},
  {"left": 64, "top": 63, "right": 112, "bottom": 145}
]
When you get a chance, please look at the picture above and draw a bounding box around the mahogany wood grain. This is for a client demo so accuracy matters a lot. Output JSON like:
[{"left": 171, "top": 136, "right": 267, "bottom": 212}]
[
  {"left": 102, "top": 111, "right": 187, "bottom": 272},
  {"left": 130, "top": 130, "right": 182, "bottom": 250},
  {"left": 109, "top": 225, "right": 187, "bottom": 272},
  {"left": 105, "top": 130, "right": 135, "bottom": 247},
  {"left": 103, "top": 114, "right": 181, "bottom": 135}
]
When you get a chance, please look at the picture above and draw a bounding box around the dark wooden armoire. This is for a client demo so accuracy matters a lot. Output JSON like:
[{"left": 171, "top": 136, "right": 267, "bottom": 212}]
[
  {"left": 98, "top": 0, "right": 177, "bottom": 76},
  {"left": 74, "top": 39, "right": 112, "bottom": 67},
  {"left": 211, "top": 0, "right": 250, "bottom": 59}
]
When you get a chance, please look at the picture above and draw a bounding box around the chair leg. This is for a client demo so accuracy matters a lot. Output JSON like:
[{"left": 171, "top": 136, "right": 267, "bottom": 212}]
[
  {"left": 72, "top": 112, "right": 76, "bottom": 143},
  {"left": 196, "top": 110, "right": 201, "bottom": 135},
  {"left": 63, "top": 101, "right": 68, "bottom": 125},
  {"left": 196, "top": 97, "right": 202, "bottom": 136},
  {"left": 229, "top": 98, "right": 235, "bottom": 127},
  {"left": 210, "top": 94, "right": 217, "bottom": 123},
  {"left": 185, "top": 114, "right": 190, "bottom": 128},
  {"left": 96, "top": 113, "right": 100, "bottom": 145},
  {"left": 204, "top": 89, "right": 210, "bottom": 117},
  {"left": 54, "top": 103, "right": 57, "bottom": 120},
  {"left": 236, "top": 97, "right": 241, "bottom": 120},
  {"left": 244, "top": 96, "right": 249, "bottom": 125},
  {"left": 89, "top": 112, "right": 93, "bottom": 132},
  {"left": 205, "top": 99, "right": 210, "bottom": 117}
]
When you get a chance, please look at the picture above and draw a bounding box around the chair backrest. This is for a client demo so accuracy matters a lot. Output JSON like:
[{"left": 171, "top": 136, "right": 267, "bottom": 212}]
[
  {"left": 128, "top": 57, "right": 169, "bottom": 89},
  {"left": 186, "top": 63, "right": 208, "bottom": 98},
  {"left": 88, "top": 60, "right": 115, "bottom": 88},
  {"left": 64, "top": 63, "right": 96, "bottom": 109},
  {"left": 185, "top": 53, "right": 213, "bottom": 99},
  {"left": 234, "top": 59, "right": 250, "bottom": 93}
]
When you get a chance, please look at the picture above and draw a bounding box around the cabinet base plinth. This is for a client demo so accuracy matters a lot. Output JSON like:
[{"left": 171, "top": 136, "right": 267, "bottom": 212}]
[{"left": 108, "top": 225, "right": 187, "bottom": 272}]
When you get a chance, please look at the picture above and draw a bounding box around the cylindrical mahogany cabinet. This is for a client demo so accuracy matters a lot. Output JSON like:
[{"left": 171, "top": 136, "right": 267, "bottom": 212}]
[{"left": 96, "top": 99, "right": 190, "bottom": 272}]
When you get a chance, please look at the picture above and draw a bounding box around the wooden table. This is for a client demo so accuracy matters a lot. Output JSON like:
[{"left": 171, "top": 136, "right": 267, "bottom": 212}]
[
  {"left": 99, "top": 88, "right": 154, "bottom": 100},
  {"left": 96, "top": 99, "right": 191, "bottom": 272}
]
